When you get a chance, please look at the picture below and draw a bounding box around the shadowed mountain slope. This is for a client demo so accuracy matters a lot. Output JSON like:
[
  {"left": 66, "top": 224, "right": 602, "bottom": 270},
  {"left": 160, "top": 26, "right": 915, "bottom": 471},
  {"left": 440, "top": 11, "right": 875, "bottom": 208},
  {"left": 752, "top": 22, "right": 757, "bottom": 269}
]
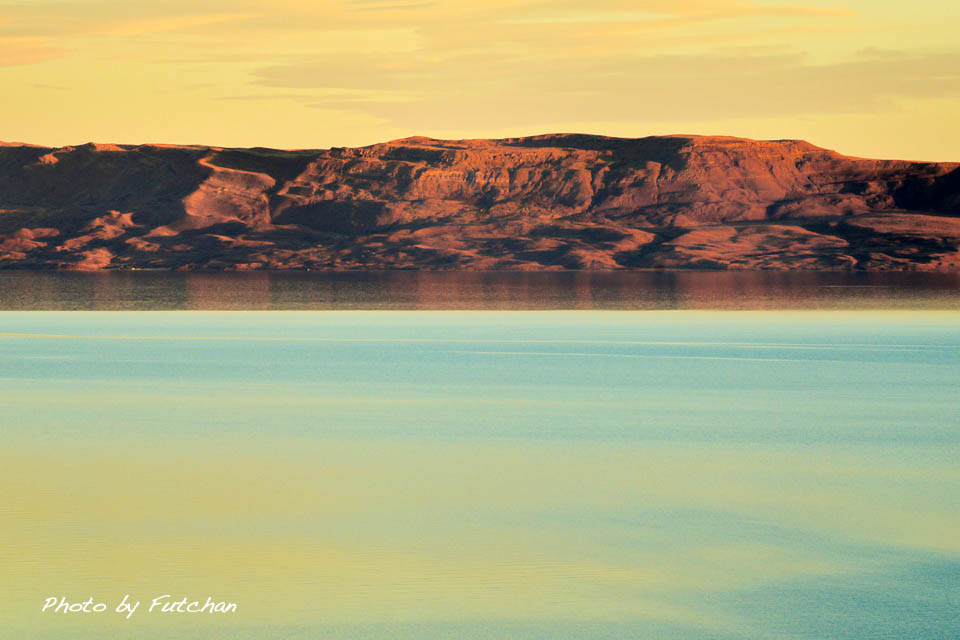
[{"left": 0, "top": 134, "right": 958, "bottom": 270}]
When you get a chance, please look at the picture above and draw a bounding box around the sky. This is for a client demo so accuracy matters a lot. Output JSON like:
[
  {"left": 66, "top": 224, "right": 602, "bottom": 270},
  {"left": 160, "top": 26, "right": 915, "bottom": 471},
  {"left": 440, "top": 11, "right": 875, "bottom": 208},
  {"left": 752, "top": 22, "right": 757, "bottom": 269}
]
[{"left": 0, "top": 0, "right": 957, "bottom": 160}]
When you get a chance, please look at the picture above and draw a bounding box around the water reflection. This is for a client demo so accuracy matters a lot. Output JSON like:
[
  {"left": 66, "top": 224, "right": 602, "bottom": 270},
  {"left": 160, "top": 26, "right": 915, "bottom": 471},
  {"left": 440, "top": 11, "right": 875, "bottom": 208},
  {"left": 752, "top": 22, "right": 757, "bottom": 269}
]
[{"left": 1, "top": 270, "right": 958, "bottom": 310}]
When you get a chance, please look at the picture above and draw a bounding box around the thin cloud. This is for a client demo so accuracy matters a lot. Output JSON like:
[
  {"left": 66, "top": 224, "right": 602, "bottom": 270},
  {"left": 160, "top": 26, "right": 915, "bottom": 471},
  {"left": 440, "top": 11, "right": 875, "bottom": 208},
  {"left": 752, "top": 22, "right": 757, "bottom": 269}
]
[
  {"left": 351, "top": 2, "right": 438, "bottom": 11},
  {"left": 97, "top": 12, "right": 262, "bottom": 36},
  {"left": 216, "top": 94, "right": 317, "bottom": 102},
  {"left": 258, "top": 49, "right": 960, "bottom": 128},
  {"left": 0, "top": 37, "right": 62, "bottom": 66},
  {"left": 856, "top": 46, "right": 905, "bottom": 59},
  {"left": 508, "top": 5, "right": 854, "bottom": 25}
]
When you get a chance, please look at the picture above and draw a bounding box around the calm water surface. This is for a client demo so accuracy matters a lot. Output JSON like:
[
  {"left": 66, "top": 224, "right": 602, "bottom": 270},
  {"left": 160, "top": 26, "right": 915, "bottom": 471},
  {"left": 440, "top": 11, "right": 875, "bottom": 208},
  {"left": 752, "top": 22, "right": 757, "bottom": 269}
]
[
  {"left": 1, "top": 270, "right": 959, "bottom": 309},
  {"left": 2, "top": 309, "right": 959, "bottom": 639}
]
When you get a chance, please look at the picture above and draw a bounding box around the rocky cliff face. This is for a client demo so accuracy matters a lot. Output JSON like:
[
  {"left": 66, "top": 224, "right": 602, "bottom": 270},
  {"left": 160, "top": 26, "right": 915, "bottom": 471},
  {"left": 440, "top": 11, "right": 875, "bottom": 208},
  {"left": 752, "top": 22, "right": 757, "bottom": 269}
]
[{"left": 0, "top": 134, "right": 958, "bottom": 270}]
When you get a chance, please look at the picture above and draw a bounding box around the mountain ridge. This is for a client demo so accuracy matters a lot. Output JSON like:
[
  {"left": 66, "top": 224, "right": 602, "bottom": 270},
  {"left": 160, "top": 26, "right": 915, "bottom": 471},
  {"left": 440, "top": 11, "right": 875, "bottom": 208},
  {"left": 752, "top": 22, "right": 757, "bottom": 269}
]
[{"left": 1, "top": 133, "right": 958, "bottom": 270}]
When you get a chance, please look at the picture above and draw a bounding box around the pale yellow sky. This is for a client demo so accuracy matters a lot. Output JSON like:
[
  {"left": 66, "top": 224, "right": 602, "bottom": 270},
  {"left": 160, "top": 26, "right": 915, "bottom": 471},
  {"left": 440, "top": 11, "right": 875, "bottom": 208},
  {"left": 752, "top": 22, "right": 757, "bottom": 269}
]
[{"left": 0, "top": 0, "right": 957, "bottom": 160}]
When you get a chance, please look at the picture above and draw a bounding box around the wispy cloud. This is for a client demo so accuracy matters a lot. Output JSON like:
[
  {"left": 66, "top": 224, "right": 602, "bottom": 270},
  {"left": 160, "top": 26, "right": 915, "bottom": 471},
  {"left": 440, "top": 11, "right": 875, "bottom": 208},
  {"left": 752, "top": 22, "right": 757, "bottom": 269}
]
[
  {"left": 255, "top": 49, "right": 960, "bottom": 129},
  {"left": 508, "top": 5, "right": 855, "bottom": 25},
  {"left": 0, "top": 36, "right": 62, "bottom": 66},
  {"left": 97, "top": 12, "right": 262, "bottom": 37},
  {"left": 349, "top": 1, "right": 438, "bottom": 11}
]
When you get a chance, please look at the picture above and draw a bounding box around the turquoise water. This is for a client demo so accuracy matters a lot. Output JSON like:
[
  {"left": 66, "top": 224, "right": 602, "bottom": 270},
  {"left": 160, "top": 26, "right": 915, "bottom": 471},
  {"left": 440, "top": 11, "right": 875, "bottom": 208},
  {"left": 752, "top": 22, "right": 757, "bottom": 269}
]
[{"left": 2, "top": 311, "right": 960, "bottom": 639}]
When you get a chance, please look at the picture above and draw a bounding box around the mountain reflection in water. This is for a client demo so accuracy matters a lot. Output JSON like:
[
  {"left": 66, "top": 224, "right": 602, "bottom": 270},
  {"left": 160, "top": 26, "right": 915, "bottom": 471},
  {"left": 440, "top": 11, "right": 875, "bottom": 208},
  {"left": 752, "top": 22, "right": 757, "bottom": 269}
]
[{"left": 1, "top": 270, "right": 958, "bottom": 310}]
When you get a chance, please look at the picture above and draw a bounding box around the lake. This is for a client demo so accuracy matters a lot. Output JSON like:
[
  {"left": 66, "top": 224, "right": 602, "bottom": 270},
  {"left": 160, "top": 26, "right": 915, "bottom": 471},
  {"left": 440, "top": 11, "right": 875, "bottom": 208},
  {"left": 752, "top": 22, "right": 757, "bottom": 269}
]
[{"left": 1, "top": 274, "right": 959, "bottom": 639}]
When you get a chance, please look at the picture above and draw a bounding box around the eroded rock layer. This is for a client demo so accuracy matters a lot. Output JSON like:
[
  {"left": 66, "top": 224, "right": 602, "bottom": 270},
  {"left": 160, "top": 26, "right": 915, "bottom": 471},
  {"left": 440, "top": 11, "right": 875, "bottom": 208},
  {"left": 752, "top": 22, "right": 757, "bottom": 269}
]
[{"left": 0, "top": 134, "right": 958, "bottom": 270}]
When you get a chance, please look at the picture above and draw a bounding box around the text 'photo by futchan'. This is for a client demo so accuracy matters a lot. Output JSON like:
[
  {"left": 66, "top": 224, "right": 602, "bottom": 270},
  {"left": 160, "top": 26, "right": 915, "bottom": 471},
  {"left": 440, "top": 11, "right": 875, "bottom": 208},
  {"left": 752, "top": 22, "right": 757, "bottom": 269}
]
[{"left": 2, "top": 1, "right": 960, "bottom": 639}]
